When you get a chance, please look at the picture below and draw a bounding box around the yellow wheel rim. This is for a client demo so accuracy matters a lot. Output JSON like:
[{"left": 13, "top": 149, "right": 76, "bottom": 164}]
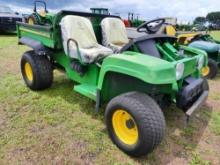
[
  {"left": 24, "top": 62, "right": 33, "bottom": 81},
  {"left": 112, "top": 110, "right": 138, "bottom": 145},
  {"left": 28, "top": 18, "right": 34, "bottom": 25},
  {"left": 202, "top": 66, "right": 210, "bottom": 77}
]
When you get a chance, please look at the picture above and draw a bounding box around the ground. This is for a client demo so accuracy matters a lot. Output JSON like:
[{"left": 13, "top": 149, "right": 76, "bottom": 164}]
[{"left": 0, "top": 32, "right": 220, "bottom": 165}]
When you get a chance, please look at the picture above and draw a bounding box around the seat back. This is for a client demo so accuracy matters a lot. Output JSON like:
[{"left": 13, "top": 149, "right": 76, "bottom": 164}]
[
  {"left": 165, "top": 25, "right": 177, "bottom": 36},
  {"left": 60, "top": 15, "right": 98, "bottom": 51},
  {"left": 101, "top": 18, "right": 129, "bottom": 49},
  {"left": 60, "top": 15, "right": 113, "bottom": 64}
]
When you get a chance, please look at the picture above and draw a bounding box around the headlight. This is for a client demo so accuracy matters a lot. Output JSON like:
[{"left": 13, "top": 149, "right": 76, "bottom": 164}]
[
  {"left": 197, "top": 56, "right": 205, "bottom": 70},
  {"left": 176, "top": 63, "right": 184, "bottom": 80}
]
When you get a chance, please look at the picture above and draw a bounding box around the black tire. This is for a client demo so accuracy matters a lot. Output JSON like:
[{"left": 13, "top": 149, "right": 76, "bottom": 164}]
[
  {"left": 27, "top": 15, "right": 38, "bottom": 25},
  {"left": 204, "top": 58, "right": 218, "bottom": 79},
  {"left": 105, "top": 92, "right": 166, "bottom": 157},
  {"left": 21, "top": 51, "right": 53, "bottom": 90}
]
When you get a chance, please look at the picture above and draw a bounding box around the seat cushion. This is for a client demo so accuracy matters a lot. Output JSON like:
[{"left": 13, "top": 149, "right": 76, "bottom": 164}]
[
  {"left": 68, "top": 43, "right": 113, "bottom": 64},
  {"left": 101, "top": 18, "right": 129, "bottom": 53},
  {"left": 189, "top": 41, "right": 220, "bottom": 53},
  {"left": 60, "top": 15, "right": 113, "bottom": 63}
]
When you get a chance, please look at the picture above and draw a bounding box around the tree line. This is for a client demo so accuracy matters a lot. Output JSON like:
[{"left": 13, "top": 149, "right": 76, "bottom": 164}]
[{"left": 194, "top": 12, "right": 220, "bottom": 30}]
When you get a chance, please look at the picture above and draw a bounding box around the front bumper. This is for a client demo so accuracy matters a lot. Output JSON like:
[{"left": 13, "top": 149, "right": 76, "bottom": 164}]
[
  {"left": 185, "top": 91, "right": 208, "bottom": 117},
  {"left": 176, "top": 77, "right": 209, "bottom": 117}
]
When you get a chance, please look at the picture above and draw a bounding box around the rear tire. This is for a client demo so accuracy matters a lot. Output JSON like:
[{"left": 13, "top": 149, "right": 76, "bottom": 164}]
[
  {"left": 21, "top": 51, "right": 53, "bottom": 90},
  {"left": 105, "top": 92, "right": 166, "bottom": 157},
  {"left": 202, "top": 58, "right": 218, "bottom": 79},
  {"left": 27, "top": 15, "right": 38, "bottom": 25}
]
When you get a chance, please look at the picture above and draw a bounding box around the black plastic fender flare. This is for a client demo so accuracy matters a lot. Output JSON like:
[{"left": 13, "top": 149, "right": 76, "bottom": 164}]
[{"left": 19, "top": 37, "right": 51, "bottom": 56}]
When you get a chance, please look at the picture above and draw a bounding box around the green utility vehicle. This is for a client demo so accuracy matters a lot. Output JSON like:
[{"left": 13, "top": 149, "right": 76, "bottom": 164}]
[
  {"left": 188, "top": 34, "right": 220, "bottom": 79},
  {"left": 164, "top": 24, "right": 220, "bottom": 79},
  {"left": 27, "top": 0, "right": 54, "bottom": 25},
  {"left": 17, "top": 6, "right": 209, "bottom": 156}
]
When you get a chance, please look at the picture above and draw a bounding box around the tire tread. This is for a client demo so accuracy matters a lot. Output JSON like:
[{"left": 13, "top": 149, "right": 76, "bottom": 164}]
[{"left": 105, "top": 92, "right": 166, "bottom": 157}]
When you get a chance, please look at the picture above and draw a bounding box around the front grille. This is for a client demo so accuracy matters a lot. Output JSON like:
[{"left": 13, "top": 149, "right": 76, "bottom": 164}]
[{"left": 0, "top": 17, "right": 22, "bottom": 24}]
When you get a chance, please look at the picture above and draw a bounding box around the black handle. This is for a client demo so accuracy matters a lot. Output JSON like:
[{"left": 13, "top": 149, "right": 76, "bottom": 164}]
[{"left": 67, "top": 38, "right": 84, "bottom": 64}]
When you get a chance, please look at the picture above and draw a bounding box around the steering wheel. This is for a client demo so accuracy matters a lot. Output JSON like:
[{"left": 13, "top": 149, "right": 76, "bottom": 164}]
[{"left": 137, "top": 18, "right": 166, "bottom": 34}]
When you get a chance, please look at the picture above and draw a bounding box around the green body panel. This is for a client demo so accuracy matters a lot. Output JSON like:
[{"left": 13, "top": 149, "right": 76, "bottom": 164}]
[
  {"left": 53, "top": 52, "right": 99, "bottom": 86},
  {"left": 97, "top": 52, "right": 178, "bottom": 101},
  {"left": 17, "top": 25, "right": 55, "bottom": 48},
  {"left": 74, "top": 84, "right": 97, "bottom": 100},
  {"left": 98, "top": 52, "right": 176, "bottom": 88},
  {"left": 51, "top": 51, "right": 179, "bottom": 102},
  {"left": 49, "top": 49, "right": 202, "bottom": 102}
]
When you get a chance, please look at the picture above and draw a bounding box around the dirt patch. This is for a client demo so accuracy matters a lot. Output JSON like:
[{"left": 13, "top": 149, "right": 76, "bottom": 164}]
[
  {"left": 0, "top": 57, "right": 20, "bottom": 78},
  {"left": 3, "top": 130, "right": 94, "bottom": 165},
  {"left": 9, "top": 121, "right": 98, "bottom": 164},
  {"left": 166, "top": 158, "right": 188, "bottom": 165},
  {"left": 0, "top": 105, "right": 9, "bottom": 133}
]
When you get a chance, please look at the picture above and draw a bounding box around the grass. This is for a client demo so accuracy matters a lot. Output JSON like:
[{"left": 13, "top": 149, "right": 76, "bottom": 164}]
[
  {"left": 209, "top": 31, "right": 220, "bottom": 40},
  {"left": 210, "top": 112, "right": 220, "bottom": 135},
  {"left": 189, "top": 152, "right": 211, "bottom": 165},
  {"left": 0, "top": 33, "right": 220, "bottom": 164}
]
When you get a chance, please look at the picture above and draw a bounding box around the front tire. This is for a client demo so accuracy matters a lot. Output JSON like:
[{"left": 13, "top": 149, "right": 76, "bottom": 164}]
[
  {"left": 202, "top": 58, "right": 218, "bottom": 79},
  {"left": 105, "top": 92, "right": 166, "bottom": 157},
  {"left": 21, "top": 51, "right": 53, "bottom": 90}
]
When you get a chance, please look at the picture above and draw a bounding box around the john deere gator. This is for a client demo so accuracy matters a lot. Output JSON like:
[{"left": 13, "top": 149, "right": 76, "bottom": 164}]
[{"left": 17, "top": 2, "right": 209, "bottom": 156}]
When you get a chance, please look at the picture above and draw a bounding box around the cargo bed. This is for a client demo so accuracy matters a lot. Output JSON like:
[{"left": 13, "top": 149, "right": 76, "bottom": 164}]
[{"left": 17, "top": 22, "right": 55, "bottom": 48}]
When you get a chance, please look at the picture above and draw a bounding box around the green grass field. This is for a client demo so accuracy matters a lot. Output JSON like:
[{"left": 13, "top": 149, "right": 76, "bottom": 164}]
[
  {"left": 0, "top": 34, "right": 220, "bottom": 165},
  {"left": 209, "top": 31, "right": 220, "bottom": 40}
]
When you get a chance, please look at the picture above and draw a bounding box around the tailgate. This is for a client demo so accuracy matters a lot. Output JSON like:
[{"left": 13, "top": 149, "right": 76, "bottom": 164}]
[{"left": 16, "top": 22, "right": 55, "bottom": 48}]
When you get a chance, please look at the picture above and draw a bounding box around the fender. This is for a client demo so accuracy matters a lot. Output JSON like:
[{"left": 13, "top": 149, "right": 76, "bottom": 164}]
[
  {"left": 19, "top": 37, "right": 51, "bottom": 55},
  {"left": 97, "top": 53, "right": 177, "bottom": 90}
]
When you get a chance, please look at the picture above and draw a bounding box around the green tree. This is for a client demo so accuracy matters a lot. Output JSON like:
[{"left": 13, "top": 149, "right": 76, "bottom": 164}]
[
  {"left": 193, "top": 17, "right": 206, "bottom": 25},
  {"left": 206, "top": 12, "right": 220, "bottom": 25}
]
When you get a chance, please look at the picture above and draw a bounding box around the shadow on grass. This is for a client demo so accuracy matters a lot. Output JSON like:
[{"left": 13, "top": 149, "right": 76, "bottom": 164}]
[
  {"left": 214, "top": 72, "right": 220, "bottom": 81},
  {"left": 0, "top": 31, "right": 17, "bottom": 36},
  {"left": 39, "top": 74, "right": 103, "bottom": 118},
  {"left": 39, "top": 74, "right": 213, "bottom": 164}
]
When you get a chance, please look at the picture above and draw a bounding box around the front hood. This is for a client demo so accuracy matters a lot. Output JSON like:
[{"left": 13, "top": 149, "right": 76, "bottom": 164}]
[{"left": 101, "top": 52, "right": 176, "bottom": 85}]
